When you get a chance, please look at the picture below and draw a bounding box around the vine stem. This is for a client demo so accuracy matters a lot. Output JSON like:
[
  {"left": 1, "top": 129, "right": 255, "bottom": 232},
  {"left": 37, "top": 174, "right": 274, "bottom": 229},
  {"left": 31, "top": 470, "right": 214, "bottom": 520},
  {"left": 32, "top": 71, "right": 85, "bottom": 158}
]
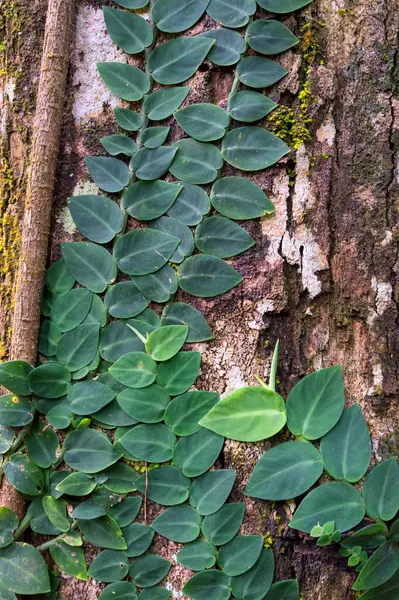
[
  {"left": 144, "top": 462, "right": 149, "bottom": 524},
  {"left": 36, "top": 520, "right": 78, "bottom": 552},
  {"left": 0, "top": 423, "right": 33, "bottom": 479},
  {"left": 13, "top": 512, "right": 33, "bottom": 540}
]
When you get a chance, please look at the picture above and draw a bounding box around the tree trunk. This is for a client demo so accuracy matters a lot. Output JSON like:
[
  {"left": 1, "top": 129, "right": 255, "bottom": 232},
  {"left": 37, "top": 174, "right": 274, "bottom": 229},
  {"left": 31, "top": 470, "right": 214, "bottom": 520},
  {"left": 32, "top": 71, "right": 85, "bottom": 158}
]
[{"left": 1, "top": 0, "right": 399, "bottom": 598}]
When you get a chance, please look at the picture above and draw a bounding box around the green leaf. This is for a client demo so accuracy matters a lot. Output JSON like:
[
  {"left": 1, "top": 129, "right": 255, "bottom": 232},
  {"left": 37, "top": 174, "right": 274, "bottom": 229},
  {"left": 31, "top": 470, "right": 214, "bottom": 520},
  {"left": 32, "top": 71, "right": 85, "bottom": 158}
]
[
  {"left": 100, "top": 582, "right": 138, "bottom": 600},
  {"left": 123, "top": 523, "right": 154, "bottom": 558},
  {"left": 62, "top": 242, "right": 117, "bottom": 292},
  {"left": 93, "top": 399, "right": 137, "bottom": 428},
  {"left": 79, "top": 515, "right": 127, "bottom": 550},
  {"left": 104, "top": 282, "right": 149, "bottom": 319},
  {"left": 174, "top": 429, "right": 224, "bottom": 477},
  {"left": 119, "top": 423, "right": 176, "bottom": 462},
  {"left": 145, "top": 325, "right": 188, "bottom": 361},
  {"left": 114, "top": 0, "right": 148, "bottom": 6},
  {"left": 152, "top": 505, "right": 201, "bottom": 543},
  {"left": 247, "top": 20, "right": 299, "bottom": 55},
  {"left": 341, "top": 524, "right": 388, "bottom": 550},
  {"left": 68, "top": 195, "right": 124, "bottom": 243},
  {"left": 177, "top": 539, "right": 216, "bottom": 571},
  {"left": 264, "top": 580, "right": 299, "bottom": 600},
  {"left": 117, "top": 384, "right": 170, "bottom": 423},
  {"left": 167, "top": 182, "right": 210, "bottom": 226},
  {"left": 245, "top": 440, "right": 323, "bottom": 500},
  {"left": 165, "top": 390, "right": 220, "bottom": 436},
  {"left": 228, "top": 91, "right": 277, "bottom": 122},
  {"left": 217, "top": 535, "right": 263, "bottom": 576},
  {"left": 0, "top": 395, "right": 33, "bottom": 427},
  {"left": 141, "top": 126, "right": 170, "bottom": 149},
  {"left": 55, "top": 472, "right": 96, "bottom": 496},
  {"left": 156, "top": 351, "right": 201, "bottom": 396},
  {"left": 110, "top": 352, "right": 157, "bottom": 388},
  {"left": 170, "top": 138, "right": 223, "bottom": 184},
  {"left": 190, "top": 469, "right": 235, "bottom": 515},
  {"left": 140, "top": 587, "right": 170, "bottom": 600},
  {"left": 50, "top": 288, "right": 92, "bottom": 332},
  {"left": 0, "top": 509, "right": 18, "bottom": 549},
  {"left": 101, "top": 134, "right": 137, "bottom": 157},
  {"left": 202, "top": 503, "right": 245, "bottom": 546},
  {"left": 286, "top": 365, "right": 345, "bottom": 440},
  {"left": 83, "top": 294, "right": 107, "bottom": 327},
  {"left": 0, "top": 361, "right": 32, "bottom": 395},
  {"left": 207, "top": 0, "right": 256, "bottom": 27},
  {"left": 50, "top": 541, "right": 87, "bottom": 580},
  {"left": 148, "top": 37, "right": 214, "bottom": 85},
  {"left": 64, "top": 429, "right": 122, "bottom": 473},
  {"left": 175, "top": 103, "right": 229, "bottom": 142},
  {"left": 114, "top": 229, "right": 180, "bottom": 276},
  {"left": 26, "top": 422, "right": 58, "bottom": 468},
  {"left": 353, "top": 542, "right": 399, "bottom": 590},
  {"left": 152, "top": 0, "right": 210, "bottom": 33},
  {"left": 130, "top": 554, "right": 171, "bottom": 588},
  {"left": 230, "top": 548, "right": 275, "bottom": 599},
  {"left": 222, "top": 126, "right": 289, "bottom": 171},
  {"left": 103, "top": 7, "right": 153, "bottom": 54},
  {"left": 195, "top": 216, "right": 254, "bottom": 258},
  {"left": 68, "top": 380, "right": 116, "bottom": 415},
  {"left": 0, "top": 426, "right": 14, "bottom": 454},
  {"left": 200, "top": 28, "right": 246, "bottom": 66},
  {"left": 237, "top": 56, "right": 287, "bottom": 88},
  {"left": 183, "top": 570, "right": 231, "bottom": 600},
  {"left": 363, "top": 458, "right": 399, "bottom": 521},
  {"left": 108, "top": 496, "right": 142, "bottom": 528},
  {"left": 123, "top": 180, "right": 182, "bottom": 221},
  {"left": 161, "top": 303, "right": 212, "bottom": 342},
  {"left": 45, "top": 258, "right": 75, "bottom": 295},
  {"left": 320, "top": 404, "right": 371, "bottom": 482},
  {"left": 178, "top": 254, "right": 242, "bottom": 297},
  {"left": 114, "top": 107, "right": 142, "bottom": 131},
  {"left": 38, "top": 320, "right": 61, "bottom": 356},
  {"left": 211, "top": 176, "right": 274, "bottom": 220},
  {"left": 151, "top": 216, "right": 194, "bottom": 264},
  {"left": 72, "top": 501, "right": 107, "bottom": 520},
  {"left": 46, "top": 404, "right": 73, "bottom": 429},
  {"left": 42, "top": 496, "right": 69, "bottom": 532},
  {"left": 131, "top": 146, "right": 177, "bottom": 181},
  {"left": 0, "top": 543, "right": 50, "bottom": 594},
  {"left": 28, "top": 362, "right": 71, "bottom": 398},
  {"left": 132, "top": 264, "right": 177, "bottom": 303},
  {"left": 88, "top": 549, "right": 128, "bottom": 582},
  {"left": 97, "top": 62, "right": 150, "bottom": 101},
  {"left": 200, "top": 386, "right": 286, "bottom": 442},
  {"left": 144, "top": 87, "right": 190, "bottom": 120},
  {"left": 290, "top": 482, "right": 365, "bottom": 533},
  {"left": 135, "top": 466, "right": 190, "bottom": 505},
  {"left": 85, "top": 156, "right": 130, "bottom": 193},
  {"left": 90, "top": 487, "right": 124, "bottom": 509},
  {"left": 100, "top": 320, "right": 144, "bottom": 362},
  {"left": 257, "top": 0, "right": 312, "bottom": 13},
  {"left": 57, "top": 323, "right": 100, "bottom": 372}
]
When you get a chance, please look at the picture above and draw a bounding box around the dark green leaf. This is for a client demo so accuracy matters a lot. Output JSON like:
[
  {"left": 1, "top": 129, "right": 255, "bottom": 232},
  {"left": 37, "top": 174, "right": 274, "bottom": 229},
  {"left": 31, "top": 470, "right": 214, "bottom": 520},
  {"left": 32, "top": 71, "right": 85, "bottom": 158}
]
[
  {"left": 0, "top": 361, "right": 32, "bottom": 396},
  {"left": 117, "top": 384, "right": 170, "bottom": 423},
  {"left": 100, "top": 582, "right": 138, "bottom": 600},
  {"left": 165, "top": 390, "right": 219, "bottom": 436},
  {"left": 202, "top": 503, "right": 245, "bottom": 546},
  {"left": 286, "top": 365, "right": 345, "bottom": 440},
  {"left": 148, "top": 37, "right": 214, "bottom": 85},
  {"left": 156, "top": 351, "right": 201, "bottom": 396},
  {"left": 55, "top": 472, "right": 96, "bottom": 496},
  {"left": 50, "top": 541, "right": 87, "bottom": 580},
  {"left": 0, "top": 426, "right": 14, "bottom": 454},
  {"left": 363, "top": 459, "right": 399, "bottom": 521},
  {"left": 141, "top": 126, "right": 170, "bottom": 149},
  {"left": 175, "top": 103, "right": 229, "bottom": 142},
  {"left": 0, "top": 543, "right": 50, "bottom": 594},
  {"left": 174, "top": 429, "right": 224, "bottom": 477},
  {"left": 97, "top": 62, "right": 150, "bottom": 101},
  {"left": 237, "top": 56, "right": 287, "bottom": 88},
  {"left": 51, "top": 288, "right": 92, "bottom": 332},
  {"left": 110, "top": 352, "right": 157, "bottom": 388},
  {"left": 152, "top": 505, "right": 201, "bottom": 543},
  {"left": 83, "top": 294, "right": 107, "bottom": 327},
  {"left": 200, "top": 28, "right": 246, "bottom": 66},
  {"left": 123, "top": 523, "right": 154, "bottom": 558},
  {"left": 290, "top": 482, "right": 365, "bottom": 533},
  {"left": 0, "top": 509, "right": 19, "bottom": 549},
  {"left": 71, "top": 501, "right": 107, "bottom": 520},
  {"left": 222, "top": 126, "right": 289, "bottom": 171},
  {"left": 68, "top": 380, "right": 116, "bottom": 415},
  {"left": 38, "top": 320, "right": 61, "bottom": 356},
  {"left": 108, "top": 496, "right": 142, "bottom": 528},
  {"left": 217, "top": 535, "right": 263, "bottom": 576},
  {"left": 245, "top": 441, "right": 323, "bottom": 500},
  {"left": 68, "top": 195, "right": 124, "bottom": 243},
  {"left": 57, "top": 323, "right": 100, "bottom": 372},
  {"left": 207, "top": 0, "right": 256, "bottom": 27},
  {"left": 161, "top": 303, "right": 212, "bottom": 342},
  {"left": 263, "top": 580, "right": 299, "bottom": 600},
  {"left": 195, "top": 216, "right": 254, "bottom": 258},
  {"left": 104, "top": 282, "right": 149, "bottom": 319},
  {"left": 85, "top": 156, "right": 130, "bottom": 193},
  {"left": 62, "top": 242, "right": 117, "bottom": 292},
  {"left": 4, "top": 454, "right": 44, "bottom": 496},
  {"left": 145, "top": 325, "right": 188, "bottom": 361},
  {"left": 123, "top": 180, "right": 182, "bottom": 221},
  {"left": 190, "top": 469, "right": 235, "bottom": 515},
  {"left": 26, "top": 422, "right": 59, "bottom": 468},
  {"left": 114, "top": 0, "right": 148, "bottom": 6},
  {"left": 231, "top": 548, "right": 274, "bottom": 599},
  {"left": 140, "top": 587, "right": 170, "bottom": 600},
  {"left": 131, "top": 146, "right": 177, "bottom": 181},
  {"left": 103, "top": 7, "right": 153, "bottom": 54},
  {"left": 341, "top": 524, "right": 388, "bottom": 550},
  {"left": 46, "top": 404, "right": 73, "bottom": 429},
  {"left": 353, "top": 542, "right": 399, "bottom": 590},
  {"left": 103, "top": 462, "right": 139, "bottom": 493},
  {"left": 100, "top": 320, "right": 144, "bottom": 362},
  {"left": 88, "top": 549, "right": 128, "bottom": 582},
  {"left": 211, "top": 176, "right": 274, "bottom": 219},
  {"left": 257, "top": 0, "right": 312, "bottom": 13},
  {"left": 114, "top": 229, "right": 180, "bottom": 276},
  {"left": 135, "top": 466, "right": 190, "bottom": 505},
  {"left": 152, "top": 0, "right": 211, "bottom": 33},
  {"left": 64, "top": 429, "right": 122, "bottom": 473},
  {"left": 119, "top": 423, "right": 176, "bottom": 462},
  {"left": 167, "top": 182, "right": 210, "bottom": 226},
  {"left": 228, "top": 91, "right": 277, "bottom": 122},
  {"left": 45, "top": 258, "right": 75, "bottom": 295},
  {"left": 0, "top": 395, "right": 33, "bottom": 427},
  {"left": 151, "top": 216, "right": 194, "bottom": 264},
  {"left": 130, "top": 554, "right": 171, "bottom": 588},
  {"left": 177, "top": 539, "right": 216, "bottom": 571},
  {"left": 114, "top": 107, "right": 142, "bottom": 131},
  {"left": 183, "top": 570, "right": 230, "bottom": 600},
  {"left": 42, "top": 496, "right": 69, "bottom": 532},
  {"left": 132, "top": 264, "right": 177, "bottom": 303},
  {"left": 169, "top": 139, "right": 223, "bottom": 184},
  {"left": 144, "top": 87, "right": 190, "bottom": 120},
  {"left": 79, "top": 515, "right": 127, "bottom": 550},
  {"left": 247, "top": 20, "right": 299, "bottom": 55},
  {"left": 28, "top": 362, "right": 71, "bottom": 399},
  {"left": 101, "top": 134, "right": 137, "bottom": 157},
  {"left": 178, "top": 254, "right": 242, "bottom": 297}
]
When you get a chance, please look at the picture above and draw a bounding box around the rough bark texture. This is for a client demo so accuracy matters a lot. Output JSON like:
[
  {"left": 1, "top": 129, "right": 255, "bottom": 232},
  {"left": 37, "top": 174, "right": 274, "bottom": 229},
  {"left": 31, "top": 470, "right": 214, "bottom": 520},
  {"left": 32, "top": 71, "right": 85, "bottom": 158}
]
[{"left": 1, "top": 0, "right": 399, "bottom": 598}]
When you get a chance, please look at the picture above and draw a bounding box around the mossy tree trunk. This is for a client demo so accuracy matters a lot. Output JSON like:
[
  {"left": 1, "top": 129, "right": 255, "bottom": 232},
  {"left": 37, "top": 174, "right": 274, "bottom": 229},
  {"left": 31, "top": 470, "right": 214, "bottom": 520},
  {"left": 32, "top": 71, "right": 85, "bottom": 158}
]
[{"left": 1, "top": 0, "right": 398, "bottom": 598}]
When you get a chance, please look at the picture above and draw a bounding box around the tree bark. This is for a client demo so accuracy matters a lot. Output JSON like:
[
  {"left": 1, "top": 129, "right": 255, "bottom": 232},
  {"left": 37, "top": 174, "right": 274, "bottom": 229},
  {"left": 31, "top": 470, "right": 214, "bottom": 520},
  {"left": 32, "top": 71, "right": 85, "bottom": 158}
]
[{"left": 1, "top": 0, "right": 398, "bottom": 598}]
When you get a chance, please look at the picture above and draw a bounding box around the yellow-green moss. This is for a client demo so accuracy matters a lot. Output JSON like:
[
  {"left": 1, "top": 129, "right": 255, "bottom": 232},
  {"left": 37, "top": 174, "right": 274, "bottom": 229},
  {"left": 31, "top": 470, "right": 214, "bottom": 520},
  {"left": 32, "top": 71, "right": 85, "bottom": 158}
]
[{"left": 263, "top": 532, "right": 274, "bottom": 548}]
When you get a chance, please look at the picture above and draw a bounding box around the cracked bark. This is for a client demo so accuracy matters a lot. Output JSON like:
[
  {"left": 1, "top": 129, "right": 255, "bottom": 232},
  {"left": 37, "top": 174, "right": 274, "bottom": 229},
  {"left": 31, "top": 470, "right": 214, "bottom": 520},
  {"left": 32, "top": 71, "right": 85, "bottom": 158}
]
[{"left": 1, "top": 0, "right": 399, "bottom": 598}]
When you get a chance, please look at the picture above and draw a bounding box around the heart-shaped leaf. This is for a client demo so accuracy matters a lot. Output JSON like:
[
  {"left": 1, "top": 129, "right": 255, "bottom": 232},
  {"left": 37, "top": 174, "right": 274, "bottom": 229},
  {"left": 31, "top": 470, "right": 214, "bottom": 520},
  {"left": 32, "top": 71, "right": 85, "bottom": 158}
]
[
  {"left": 28, "top": 362, "right": 71, "bottom": 399},
  {"left": 237, "top": 56, "right": 287, "bottom": 88},
  {"left": 103, "top": 7, "right": 153, "bottom": 54},
  {"left": 64, "top": 429, "right": 122, "bottom": 473},
  {"left": 167, "top": 182, "right": 210, "bottom": 226},
  {"left": 217, "top": 535, "right": 263, "bottom": 576},
  {"left": 114, "top": 107, "right": 142, "bottom": 131},
  {"left": 228, "top": 91, "right": 277, "bottom": 122},
  {"left": 100, "top": 320, "right": 144, "bottom": 362},
  {"left": 206, "top": 0, "right": 256, "bottom": 27},
  {"left": 114, "top": 229, "right": 180, "bottom": 276},
  {"left": 145, "top": 325, "right": 188, "bottom": 361},
  {"left": 151, "top": 216, "right": 194, "bottom": 264},
  {"left": 131, "top": 146, "right": 177, "bottom": 181},
  {"left": 144, "top": 87, "right": 190, "bottom": 120},
  {"left": 108, "top": 496, "right": 142, "bottom": 528},
  {"left": 123, "top": 180, "right": 182, "bottom": 221},
  {"left": 152, "top": 0, "right": 211, "bottom": 32},
  {"left": 68, "top": 380, "right": 116, "bottom": 415},
  {"left": 175, "top": 103, "right": 229, "bottom": 142},
  {"left": 152, "top": 505, "right": 201, "bottom": 543},
  {"left": 72, "top": 501, "right": 107, "bottom": 521},
  {"left": 117, "top": 384, "right": 170, "bottom": 423},
  {"left": 130, "top": 554, "right": 171, "bottom": 588},
  {"left": 88, "top": 549, "right": 129, "bottom": 582},
  {"left": 190, "top": 469, "right": 236, "bottom": 515},
  {"left": 42, "top": 496, "right": 69, "bottom": 532},
  {"left": 85, "top": 156, "right": 130, "bottom": 193},
  {"left": 140, "top": 587, "right": 170, "bottom": 600},
  {"left": 123, "top": 523, "right": 154, "bottom": 557},
  {"left": 0, "top": 395, "right": 33, "bottom": 427},
  {"left": 55, "top": 472, "right": 97, "bottom": 496},
  {"left": 114, "top": 0, "right": 148, "bottom": 6},
  {"left": 68, "top": 195, "right": 124, "bottom": 243},
  {"left": 183, "top": 570, "right": 230, "bottom": 600},
  {"left": 353, "top": 542, "right": 399, "bottom": 591},
  {"left": 38, "top": 320, "right": 61, "bottom": 356},
  {"left": 178, "top": 254, "right": 242, "bottom": 297},
  {"left": 119, "top": 423, "right": 176, "bottom": 462},
  {"left": 257, "top": 0, "right": 312, "bottom": 13},
  {"left": 156, "top": 351, "right": 201, "bottom": 396},
  {"left": 79, "top": 515, "right": 127, "bottom": 550},
  {"left": 0, "top": 543, "right": 50, "bottom": 595},
  {"left": 170, "top": 139, "right": 223, "bottom": 184},
  {"left": 57, "top": 323, "right": 100, "bottom": 372},
  {"left": 135, "top": 466, "right": 190, "bottom": 505},
  {"left": 50, "top": 541, "right": 88, "bottom": 580},
  {"left": 0, "top": 360, "right": 33, "bottom": 395},
  {"left": 222, "top": 126, "right": 289, "bottom": 170},
  {"left": 165, "top": 391, "right": 220, "bottom": 436},
  {"left": 195, "top": 216, "right": 254, "bottom": 258},
  {"left": 200, "top": 28, "right": 246, "bottom": 66},
  {"left": 26, "top": 422, "right": 58, "bottom": 468},
  {"left": 363, "top": 459, "right": 399, "bottom": 521},
  {"left": 132, "top": 264, "right": 178, "bottom": 303},
  {"left": 62, "top": 242, "right": 117, "bottom": 292},
  {"left": 174, "top": 429, "right": 224, "bottom": 477},
  {"left": 104, "top": 281, "right": 149, "bottom": 319},
  {"left": 148, "top": 37, "right": 214, "bottom": 84},
  {"left": 101, "top": 134, "right": 137, "bottom": 157},
  {"left": 4, "top": 454, "right": 44, "bottom": 496},
  {"left": 231, "top": 548, "right": 275, "bottom": 599},
  {"left": 264, "top": 580, "right": 299, "bottom": 600},
  {"left": 99, "top": 582, "right": 138, "bottom": 600},
  {"left": 202, "top": 503, "right": 245, "bottom": 546},
  {"left": 211, "top": 176, "right": 274, "bottom": 219},
  {"left": 97, "top": 62, "right": 150, "bottom": 101},
  {"left": 51, "top": 288, "right": 92, "bottom": 332},
  {"left": 161, "top": 303, "right": 212, "bottom": 342},
  {"left": 247, "top": 20, "right": 299, "bottom": 55},
  {"left": 110, "top": 352, "right": 156, "bottom": 388},
  {"left": 141, "top": 126, "right": 170, "bottom": 148},
  {"left": 0, "top": 509, "right": 19, "bottom": 549},
  {"left": 177, "top": 539, "right": 216, "bottom": 571}
]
